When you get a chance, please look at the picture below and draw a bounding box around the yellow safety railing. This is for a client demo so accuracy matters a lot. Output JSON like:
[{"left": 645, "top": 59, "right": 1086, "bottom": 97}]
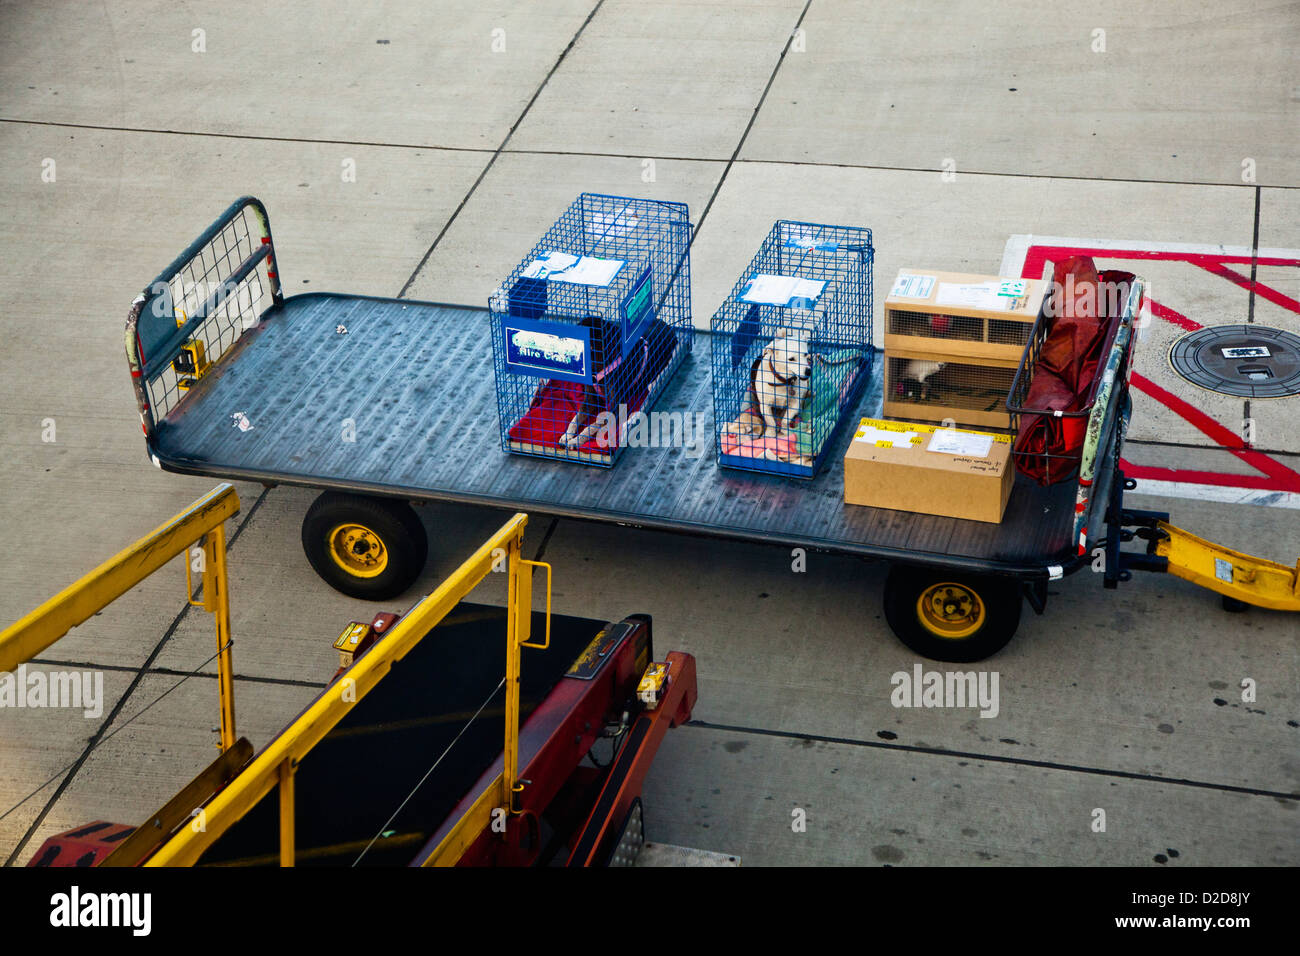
[
  {"left": 423, "top": 553, "right": 552, "bottom": 869},
  {"left": 0, "top": 483, "right": 241, "bottom": 752},
  {"left": 147, "top": 510, "right": 550, "bottom": 868}
]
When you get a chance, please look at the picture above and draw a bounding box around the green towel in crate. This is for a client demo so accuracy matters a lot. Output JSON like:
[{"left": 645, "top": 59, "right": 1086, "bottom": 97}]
[{"left": 795, "top": 349, "right": 863, "bottom": 458}]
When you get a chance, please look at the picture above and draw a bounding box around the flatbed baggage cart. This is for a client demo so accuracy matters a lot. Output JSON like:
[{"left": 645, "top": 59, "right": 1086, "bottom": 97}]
[{"left": 124, "top": 198, "right": 1300, "bottom": 661}]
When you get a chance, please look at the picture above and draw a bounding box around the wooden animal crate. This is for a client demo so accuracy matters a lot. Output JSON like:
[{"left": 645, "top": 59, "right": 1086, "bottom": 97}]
[{"left": 882, "top": 270, "right": 1046, "bottom": 428}]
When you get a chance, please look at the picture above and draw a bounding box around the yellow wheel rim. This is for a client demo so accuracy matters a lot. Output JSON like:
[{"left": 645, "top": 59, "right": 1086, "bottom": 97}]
[
  {"left": 327, "top": 523, "right": 389, "bottom": 578},
  {"left": 916, "top": 582, "right": 985, "bottom": 640}
]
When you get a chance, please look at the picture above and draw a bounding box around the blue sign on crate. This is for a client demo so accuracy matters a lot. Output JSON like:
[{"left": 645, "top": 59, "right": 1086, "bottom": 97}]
[
  {"left": 501, "top": 315, "right": 592, "bottom": 384},
  {"left": 620, "top": 265, "right": 654, "bottom": 354},
  {"left": 782, "top": 236, "right": 841, "bottom": 252}
]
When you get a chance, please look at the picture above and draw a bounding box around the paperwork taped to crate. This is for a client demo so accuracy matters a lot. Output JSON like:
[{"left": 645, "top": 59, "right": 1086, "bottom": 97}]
[
  {"left": 854, "top": 424, "right": 921, "bottom": 448},
  {"left": 927, "top": 428, "right": 994, "bottom": 457},
  {"left": 934, "top": 280, "right": 1015, "bottom": 311},
  {"left": 523, "top": 251, "right": 625, "bottom": 287},
  {"left": 890, "top": 272, "right": 936, "bottom": 299},
  {"left": 740, "top": 273, "right": 827, "bottom": 309}
]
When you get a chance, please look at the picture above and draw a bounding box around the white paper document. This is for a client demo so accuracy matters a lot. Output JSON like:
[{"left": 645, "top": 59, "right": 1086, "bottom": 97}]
[
  {"left": 855, "top": 426, "right": 919, "bottom": 448},
  {"left": 927, "top": 429, "right": 993, "bottom": 457},
  {"left": 890, "top": 272, "right": 936, "bottom": 299},
  {"left": 523, "top": 251, "right": 625, "bottom": 287},
  {"left": 740, "top": 273, "right": 827, "bottom": 308},
  {"left": 934, "top": 281, "right": 1010, "bottom": 311}
]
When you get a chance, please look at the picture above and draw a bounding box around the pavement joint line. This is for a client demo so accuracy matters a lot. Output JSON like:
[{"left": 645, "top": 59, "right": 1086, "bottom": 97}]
[
  {"left": 0, "top": 116, "right": 488, "bottom": 155},
  {"left": 692, "top": 0, "right": 814, "bottom": 236},
  {"left": 2, "top": 485, "right": 271, "bottom": 866},
  {"left": 1248, "top": 184, "right": 1261, "bottom": 324},
  {"left": 1125, "top": 438, "right": 1299, "bottom": 459},
  {"left": 1243, "top": 185, "right": 1261, "bottom": 445},
  {"left": 686, "top": 720, "right": 1300, "bottom": 802},
  {"left": 26, "top": 658, "right": 327, "bottom": 691},
  {"left": 10, "top": 117, "right": 1294, "bottom": 192},
  {"left": 531, "top": 517, "right": 561, "bottom": 562},
  {"left": 731, "top": 156, "right": 1300, "bottom": 190},
  {"left": 395, "top": 0, "right": 607, "bottom": 299}
]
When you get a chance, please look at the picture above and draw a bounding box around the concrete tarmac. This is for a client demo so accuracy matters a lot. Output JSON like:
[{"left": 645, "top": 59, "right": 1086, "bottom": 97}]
[{"left": 0, "top": 1, "right": 1296, "bottom": 867}]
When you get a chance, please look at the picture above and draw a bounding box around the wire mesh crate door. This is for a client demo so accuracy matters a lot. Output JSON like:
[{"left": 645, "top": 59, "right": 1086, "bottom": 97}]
[
  {"left": 885, "top": 356, "right": 1017, "bottom": 429},
  {"left": 140, "top": 202, "right": 277, "bottom": 424},
  {"left": 713, "top": 221, "right": 873, "bottom": 478},
  {"left": 491, "top": 194, "right": 693, "bottom": 467}
]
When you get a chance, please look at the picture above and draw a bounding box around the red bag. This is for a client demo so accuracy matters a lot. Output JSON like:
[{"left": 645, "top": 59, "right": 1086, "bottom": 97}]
[
  {"left": 1013, "top": 258, "right": 1133, "bottom": 485},
  {"left": 1014, "top": 368, "right": 1086, "bottom": 485},
  {"left": 1039, "top": 256, "right": 1103, "bottom": 388}
]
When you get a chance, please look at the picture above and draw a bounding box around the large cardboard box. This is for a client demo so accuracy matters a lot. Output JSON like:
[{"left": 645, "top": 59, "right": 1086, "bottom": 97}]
[{"left": 843, "top": 418, "right": 1013, "bottom": 523}]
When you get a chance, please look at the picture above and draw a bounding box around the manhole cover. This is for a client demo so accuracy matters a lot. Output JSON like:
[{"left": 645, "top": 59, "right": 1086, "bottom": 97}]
[{"left": 1169, "top": 324, "right": 1300, "bottom": 398}]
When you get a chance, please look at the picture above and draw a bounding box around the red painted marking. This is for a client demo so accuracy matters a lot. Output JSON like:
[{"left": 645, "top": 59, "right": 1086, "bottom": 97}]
[
  {"left": 1020, "top": 243, "right": 1300, "bottom": 496},
  {"left": 1147, "top": 299, "right": 1202, "bottom": 332},
  {"left": 1118, "top": 463, "right": 1293, "bottom": 490},
  {"left": 1022, "top": 245, "right": 1300, "bottom": 276},
  {"left": 1195, "top": 262, "right": 1300, "bottom": 316},
  {"left": 1127, "top": 374, "right": 1300, "bottom": 492}
]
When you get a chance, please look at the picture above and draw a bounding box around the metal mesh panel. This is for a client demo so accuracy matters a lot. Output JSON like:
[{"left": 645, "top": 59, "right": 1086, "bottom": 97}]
[
  {"left": 711, "top": 221, "right": 873, "bottom": 479},
  {"left": 886, "top": 357, "right": 1015, "bottom": 418},
  {"left": 133, "top": 200, "right": 278, "bottom": 426},
  {"left": 888, "top": 309, "right": 983, "bottom": 343},
  {"left": 146, "top": 266, "right": 271, "bottom": 422},
  {"left": 1006, "top": 272, "right": 1139, "bottom": 484},
  {"left": 489, "top": 194, "right": 693, "bottom": 468},
  {"left": 987, "top": 318, "right": 1033, "bottom": 347}
]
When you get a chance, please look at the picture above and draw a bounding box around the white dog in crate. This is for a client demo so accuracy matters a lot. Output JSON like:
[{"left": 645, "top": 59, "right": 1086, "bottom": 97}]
[{"left": 725, "top": 328, "right": 811, "bottom": 458}]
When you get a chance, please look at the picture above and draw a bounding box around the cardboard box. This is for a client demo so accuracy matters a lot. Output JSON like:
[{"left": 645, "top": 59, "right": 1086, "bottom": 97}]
[{"left": 843, "top": 418, "right": 1013, "bottom": 523}]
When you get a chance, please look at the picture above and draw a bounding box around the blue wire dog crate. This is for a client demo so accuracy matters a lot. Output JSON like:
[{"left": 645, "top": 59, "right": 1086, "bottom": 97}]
[
  {"left": 490, "top": 194, "right": 693, "bottom": 467},
  {"left": 711, "top": 221, "right": 874, "bottom": 479}
]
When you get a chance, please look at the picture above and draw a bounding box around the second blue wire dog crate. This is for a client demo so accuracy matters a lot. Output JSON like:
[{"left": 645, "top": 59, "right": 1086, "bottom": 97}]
[
  {"left": 712, "top": 220, "right": 874, "bottom": 479},
  {"left": 490, "top": 194, "right": 693, "bottom": 467}
]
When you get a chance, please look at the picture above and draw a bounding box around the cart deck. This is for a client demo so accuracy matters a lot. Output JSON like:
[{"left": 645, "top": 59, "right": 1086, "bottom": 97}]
[{"left": 149, "top": 292, "right": 1079, "bottom": 575}]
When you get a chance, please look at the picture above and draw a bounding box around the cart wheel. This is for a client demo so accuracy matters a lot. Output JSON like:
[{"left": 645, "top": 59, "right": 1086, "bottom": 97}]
[
  {"left": 301, "top": 492, "right": 428, "bottom": 600},
  {"left": 1221, "top": 594, "right": 1249, "bottom": 613},
  {"left": 883, "top": 565, "right": 1022, "bottom": 663}
]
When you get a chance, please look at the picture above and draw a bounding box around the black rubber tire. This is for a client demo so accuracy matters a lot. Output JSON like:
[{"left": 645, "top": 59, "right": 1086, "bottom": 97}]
[
  {"left": 301, "top": 492, "right": 428, "bottom": 600},
  {"left": 883, "top": 565, "right": 1022, "bottom": 663},
  {"left": 1221, "top": 594, "right": 1250, "bottom": 613}
]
